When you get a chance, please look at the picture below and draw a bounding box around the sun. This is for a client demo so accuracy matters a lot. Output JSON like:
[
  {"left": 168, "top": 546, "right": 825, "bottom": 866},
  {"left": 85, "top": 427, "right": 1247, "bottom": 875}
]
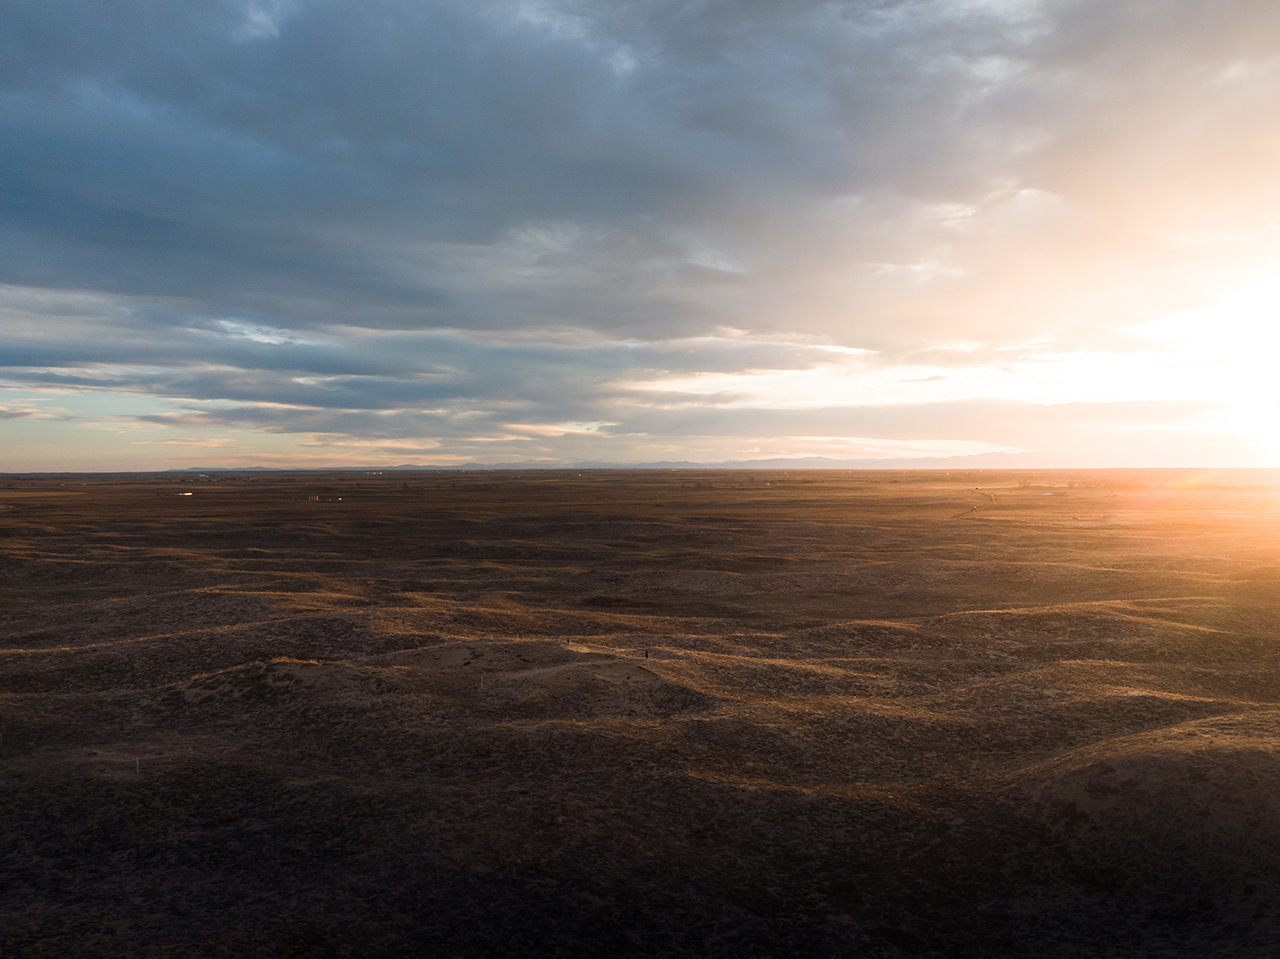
[{"left": 1137, "top": 276, "right": 1280, "bottom": 465}]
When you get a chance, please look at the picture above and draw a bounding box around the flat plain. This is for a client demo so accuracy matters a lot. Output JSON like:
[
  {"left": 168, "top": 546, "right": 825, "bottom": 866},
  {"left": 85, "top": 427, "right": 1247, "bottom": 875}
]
[{"left": 3, "top": 469, "right": 1280, "bottom": 957}]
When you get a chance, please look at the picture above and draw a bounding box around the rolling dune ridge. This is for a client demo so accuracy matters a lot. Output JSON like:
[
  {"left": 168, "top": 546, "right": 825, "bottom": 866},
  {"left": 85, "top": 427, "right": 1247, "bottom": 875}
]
[{"left": 3, "top": 470, "right": 1279, "bottom": 956}]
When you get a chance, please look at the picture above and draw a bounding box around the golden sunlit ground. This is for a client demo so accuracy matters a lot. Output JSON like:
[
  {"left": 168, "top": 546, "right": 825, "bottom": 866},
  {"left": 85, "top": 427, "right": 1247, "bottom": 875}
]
[{"left": 3, "top": 469, "right": 1280, "bottom": 956}]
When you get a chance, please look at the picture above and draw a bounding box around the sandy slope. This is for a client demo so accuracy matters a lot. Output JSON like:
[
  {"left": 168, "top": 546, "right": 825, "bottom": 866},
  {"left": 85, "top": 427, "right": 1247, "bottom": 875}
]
[{"left": 2, "top": 469, "right": 1280, "bottom": 956}]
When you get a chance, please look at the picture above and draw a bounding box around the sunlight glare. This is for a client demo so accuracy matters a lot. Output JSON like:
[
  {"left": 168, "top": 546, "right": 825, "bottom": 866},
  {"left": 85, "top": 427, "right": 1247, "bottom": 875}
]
[{"left": 1139, "top": 276, "right": 1280, "bottom": 463}]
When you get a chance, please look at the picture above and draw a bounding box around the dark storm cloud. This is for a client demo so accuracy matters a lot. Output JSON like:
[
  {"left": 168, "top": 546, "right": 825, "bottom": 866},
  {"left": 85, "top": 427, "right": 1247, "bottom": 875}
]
[{"left": 0, "top": 0, "right": 1049, "bottom": 324}]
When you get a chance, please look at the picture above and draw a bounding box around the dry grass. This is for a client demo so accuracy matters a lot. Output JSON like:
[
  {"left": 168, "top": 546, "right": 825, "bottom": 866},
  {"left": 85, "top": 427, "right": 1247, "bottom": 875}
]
[{"left": 3, "top": 469, "right": 1280, "bottom": 956}]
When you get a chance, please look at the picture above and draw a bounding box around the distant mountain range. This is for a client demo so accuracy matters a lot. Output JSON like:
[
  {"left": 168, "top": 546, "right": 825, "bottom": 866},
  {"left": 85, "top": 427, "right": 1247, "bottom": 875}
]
[
  {"left": 156, "top": 451, "right": 1079, "bottom": 472},
  {"left": 10, "top": 453, "right": 1259, "bottom": 477}
]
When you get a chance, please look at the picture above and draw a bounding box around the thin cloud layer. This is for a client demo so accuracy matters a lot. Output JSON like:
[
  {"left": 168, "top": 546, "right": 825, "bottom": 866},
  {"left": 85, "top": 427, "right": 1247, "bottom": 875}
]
[{"left": 3, "top": 0, "right": 1280, "bottom": 468}]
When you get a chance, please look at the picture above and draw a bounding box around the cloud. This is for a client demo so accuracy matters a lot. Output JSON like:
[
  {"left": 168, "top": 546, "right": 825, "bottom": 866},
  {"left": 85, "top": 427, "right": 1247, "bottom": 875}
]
[
  {"left": 160, "top": 436, "right": 237, "bottom": 448},
  {"left": 4, "top": 0, "right": 1280, "bottom": 468}
]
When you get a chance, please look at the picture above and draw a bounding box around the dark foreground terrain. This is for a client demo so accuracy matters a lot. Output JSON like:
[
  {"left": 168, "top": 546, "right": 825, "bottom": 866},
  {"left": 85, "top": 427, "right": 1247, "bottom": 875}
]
[{"left": 3, "top": 468, "right": 1280, "bottom": 957}]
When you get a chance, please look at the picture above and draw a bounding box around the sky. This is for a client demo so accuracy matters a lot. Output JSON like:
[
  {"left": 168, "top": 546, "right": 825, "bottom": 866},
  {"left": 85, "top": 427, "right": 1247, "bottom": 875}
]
[{"left": 3, "top": 0, "right": 1280, "bottom": 471}]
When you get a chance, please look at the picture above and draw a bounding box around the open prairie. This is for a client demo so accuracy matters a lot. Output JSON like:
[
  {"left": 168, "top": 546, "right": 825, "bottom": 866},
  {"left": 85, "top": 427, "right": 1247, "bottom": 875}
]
[{"left": 3, "top": 469, "right": 1280, "bottom": 957}]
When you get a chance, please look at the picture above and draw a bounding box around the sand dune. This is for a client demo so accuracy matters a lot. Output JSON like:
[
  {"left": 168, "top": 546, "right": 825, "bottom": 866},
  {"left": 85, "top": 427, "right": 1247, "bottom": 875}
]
[{"left": 3, "top": 469, "right": 1280, "bottom": 956}]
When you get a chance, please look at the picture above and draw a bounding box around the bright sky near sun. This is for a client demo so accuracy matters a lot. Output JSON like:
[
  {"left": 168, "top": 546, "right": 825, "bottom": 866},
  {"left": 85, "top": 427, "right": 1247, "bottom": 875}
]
[{"left": 3, "top": 0, "right": 1280, "bottom": 470}]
